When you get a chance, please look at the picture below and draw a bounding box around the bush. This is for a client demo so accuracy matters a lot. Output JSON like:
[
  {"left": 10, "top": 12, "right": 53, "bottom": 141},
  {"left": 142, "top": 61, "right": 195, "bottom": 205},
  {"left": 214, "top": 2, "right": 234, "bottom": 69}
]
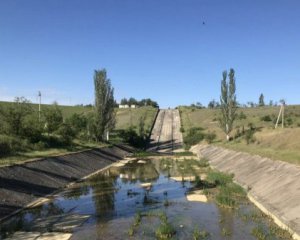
[
  {"left": 0, "top": 135, "right": 13, "bottom": 156},
  {"left": 244, "top": 129, "right": 255, "bottom": 144},
  {"left": 118, "top": 127, "right": 146, "bottom": 149},
  {"left": 184, "top": 127, "right": 205, "bottom": 148},
  {"left": 207, "top": 171, "right": 233, "bottom": 186},
  {"left": 56, "top": 123, "right": 76, "bottom": 145},
  {"left": 0, "top": 135, "right": 29, "bottom": 156},
  {"left": 286, "top": 117, "right": 293, "bottom": 126},
  {"left": 239, "top": 111, "right": 247, "bottom": 120},
  {"left": 260, "top": 115, "right": 272, "bottom": 122},
  {"left": 66, "top": 113, "right": 87, "bottom": 133},
  {"left": 205, "top": 132, "right": 216, "bottom": 144}
]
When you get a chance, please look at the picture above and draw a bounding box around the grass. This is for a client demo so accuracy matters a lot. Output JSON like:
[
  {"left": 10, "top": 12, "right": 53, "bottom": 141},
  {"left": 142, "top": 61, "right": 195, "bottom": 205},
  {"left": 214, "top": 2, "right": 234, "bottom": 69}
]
[
  {"left": 0, "top": 101, "right": 94, "bottom": 119},
  {"left": 0, "top": 102, "right": 158, "bottom": 166},
  {"left": 193, "top": 227, "right": 210, "bottom": 240},
  {"left": 205, "top": 170, "right": 247, "bottom": 208},
  {"left": 179, "top": 105, "right": 300, "bottom": 165},
  {"left": 0, "top": 140, "right": 105, "bottom": 167},
  {"left": 115, "top": 106, "right": 158, "bottom": 131},
  {"left": 155, "top": 213, "right": 176, "bottom": 240}
]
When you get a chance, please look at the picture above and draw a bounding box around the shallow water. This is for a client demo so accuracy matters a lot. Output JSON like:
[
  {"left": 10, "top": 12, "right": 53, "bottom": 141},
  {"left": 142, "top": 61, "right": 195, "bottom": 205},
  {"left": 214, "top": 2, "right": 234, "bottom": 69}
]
[{"left": 0, "top": 158, "right": 290, "bottom": 239}]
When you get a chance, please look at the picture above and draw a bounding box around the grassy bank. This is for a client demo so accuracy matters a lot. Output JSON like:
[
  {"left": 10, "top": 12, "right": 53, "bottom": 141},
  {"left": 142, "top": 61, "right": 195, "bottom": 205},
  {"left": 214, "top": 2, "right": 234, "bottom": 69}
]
[
  {"left": 0, "top": 103, "right": 158, "bottom": 167},
  {"left": 179, "top": 105, "right": 300, "bottom": 165},
  {"left": 0, "top": 101, "right": 93, "bottom": 118}
]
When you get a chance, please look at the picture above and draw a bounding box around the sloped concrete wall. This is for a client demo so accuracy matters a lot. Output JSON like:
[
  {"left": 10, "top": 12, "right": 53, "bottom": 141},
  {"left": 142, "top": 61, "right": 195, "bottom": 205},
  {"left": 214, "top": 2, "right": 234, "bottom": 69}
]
[
  {"left": 0, "top": 145, "right": 131, "bottom": 221},
  {"left": 191, "top": 144, "right": 300, "bottom": 239}
]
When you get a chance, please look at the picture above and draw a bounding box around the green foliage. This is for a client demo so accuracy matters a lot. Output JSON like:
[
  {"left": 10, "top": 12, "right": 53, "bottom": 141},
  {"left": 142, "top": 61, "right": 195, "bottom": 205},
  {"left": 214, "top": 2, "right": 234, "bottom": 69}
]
[
  {"left": 260, "top": 115, "right": 272, "bottom": 122},
  {"left": 207, "top": 171, "right": 233, "bottom": 186},
  {"left": 259, "top": 94, "right": 265, "bottom": 107},
  {"left": 184, "top": 127, "right": 205, "bottom": 148},
  {"left": 118, "top": 127, "right": 147, "bottom": 149},
  {"left": 180, "top": 126, "right": 185, "bottom": 133},
  {"left": 286, "top": 117, "right": 293, "bottom": 126},
  {"left": 173, "top": 151, "right": 194, "bottom": 157},
  {"left": 0, "top": 135, "right": 29, "bottom": 157},
  {"left": 66, "top": 113, "right": 87, "bottom": 133},
  {"left": 208, "top": 99, "right": 219, "bottom": 109},
  {"left": 251, "top": 225, "right": 269, "bottom": 240},
  {"left": 193, "top": 227, "right": 210, "bottom": 240},
  {"left": 155, "top": 221, "right": 176, "bottom": 240},
  {"left": 239, "top": 111, "right": 247, "bottom": 120},
  {"left": 219, "top": 69, "right": 237, "bottom": 140},
  {"left": 204, "top": 131, "right": 216, "bottom": 144},
  {"left": 244, "top": 124, "right": 256, "bottom": 144},
  {"left": 0, "top": 97, "right": 33, "bottom": 136},
  {"left": 43, "top": 104, "right": 63, "bottom": 134},
  {"left": 56, "top": 123, "right": 76, "bottom": 145},
  {"left": 120, "top": 97, "right": 159, "bottom": 108},
  {"left": 21, "top": 113, "right": 43, "bottom": 143},
  {"left": 94, "top": 69, "right": 116, "bottom": 141}
]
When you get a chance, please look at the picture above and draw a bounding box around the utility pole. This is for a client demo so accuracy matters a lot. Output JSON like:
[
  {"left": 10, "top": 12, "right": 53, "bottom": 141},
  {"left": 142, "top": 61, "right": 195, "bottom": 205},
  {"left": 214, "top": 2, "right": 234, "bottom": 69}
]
[
  {"left": 38, "top": 91, "right": 41, "bottom": 122},
  {"left": 275, "top": 100, "right": 285, "bottom": 129}
]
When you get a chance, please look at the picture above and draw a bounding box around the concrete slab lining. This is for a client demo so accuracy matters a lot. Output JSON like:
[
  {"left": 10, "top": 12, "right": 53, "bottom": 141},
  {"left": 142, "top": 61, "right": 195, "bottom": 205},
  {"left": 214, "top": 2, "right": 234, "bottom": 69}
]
[{"left": 191, "top": 144, "right": 300, "bottom": 240}]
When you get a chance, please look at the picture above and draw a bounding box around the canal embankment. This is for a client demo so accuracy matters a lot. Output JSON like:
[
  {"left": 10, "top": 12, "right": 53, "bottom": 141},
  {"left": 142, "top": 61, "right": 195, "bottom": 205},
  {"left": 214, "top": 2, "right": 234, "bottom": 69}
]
[
  {"left": 191, "top": 144, "right": 300, "bottom": 240},
  {"left": 0, "top": 145, "right": 132, "bottom": 221}
]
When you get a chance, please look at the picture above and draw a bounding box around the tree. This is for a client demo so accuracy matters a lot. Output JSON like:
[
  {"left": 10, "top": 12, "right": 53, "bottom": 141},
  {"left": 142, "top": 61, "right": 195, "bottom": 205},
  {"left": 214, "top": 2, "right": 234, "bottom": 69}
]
[
  {"left": 219, "top": 69, "right": 237, "bottom": 141},
  {"left": 259, "top": 94, "right": 265, "bottom": 107},
  {"left": 43, "top": 103, "right": 63, "bottom": 134},
  {"left": 0, "top": 97, "right": 33, "bottom": 136},
  {"left": 120, "top": 98, "right": 128, "bottom": 105},
  {"left": 94, "top": 69, "right": 116, "bottom": 141},
  {"left": 208, "top": 99, "right": 220, "bottom": 109}
]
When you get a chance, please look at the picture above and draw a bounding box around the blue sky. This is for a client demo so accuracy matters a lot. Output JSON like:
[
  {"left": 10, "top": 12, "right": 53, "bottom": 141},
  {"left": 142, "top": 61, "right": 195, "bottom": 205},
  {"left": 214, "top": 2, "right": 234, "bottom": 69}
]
[{"left": 0, "top": 0, "right": 299, "bottom": 108}]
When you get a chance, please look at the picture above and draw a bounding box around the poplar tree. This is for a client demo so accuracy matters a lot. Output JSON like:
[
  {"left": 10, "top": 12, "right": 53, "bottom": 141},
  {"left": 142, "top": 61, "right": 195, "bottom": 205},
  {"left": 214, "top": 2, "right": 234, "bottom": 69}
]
[
  {"left": 94, "top": 69, "right": 116, "bottom": 141},
  {"left": 219, "top": 69, "right": 237, "bottom": 141},
  {"left": 259, "top": 94, "right": 265, "bottom": 107}
]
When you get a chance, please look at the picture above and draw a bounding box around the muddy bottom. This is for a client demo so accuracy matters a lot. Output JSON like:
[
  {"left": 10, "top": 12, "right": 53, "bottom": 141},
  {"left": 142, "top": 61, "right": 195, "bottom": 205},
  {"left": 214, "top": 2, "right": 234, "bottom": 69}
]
[{"left": 0, "top": 158, "right": 291, "bottom": 240}]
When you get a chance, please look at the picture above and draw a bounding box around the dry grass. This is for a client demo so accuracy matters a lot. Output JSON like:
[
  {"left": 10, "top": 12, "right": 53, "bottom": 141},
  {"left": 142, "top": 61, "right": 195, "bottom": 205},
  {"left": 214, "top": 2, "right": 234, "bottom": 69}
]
[
  {"left": 115, "top": 106, "right": 158, "bottom": 131},
  {"left": 179, "top": 105, "right": 300, "bottom": 165}
]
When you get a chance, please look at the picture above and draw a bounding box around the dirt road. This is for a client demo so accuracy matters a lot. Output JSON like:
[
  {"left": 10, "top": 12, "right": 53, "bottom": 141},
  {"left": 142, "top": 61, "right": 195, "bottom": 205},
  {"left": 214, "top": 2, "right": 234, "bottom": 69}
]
[{"left": 148, "top": 109, "right": 183, "bottom": 153}]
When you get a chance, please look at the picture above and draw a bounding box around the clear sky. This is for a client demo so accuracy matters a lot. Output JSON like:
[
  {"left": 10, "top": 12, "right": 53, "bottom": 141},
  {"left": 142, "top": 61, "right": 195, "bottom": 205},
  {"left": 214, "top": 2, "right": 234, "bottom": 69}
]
[{"left": 0, "top": 0, "right": 299, "bottom": 108}]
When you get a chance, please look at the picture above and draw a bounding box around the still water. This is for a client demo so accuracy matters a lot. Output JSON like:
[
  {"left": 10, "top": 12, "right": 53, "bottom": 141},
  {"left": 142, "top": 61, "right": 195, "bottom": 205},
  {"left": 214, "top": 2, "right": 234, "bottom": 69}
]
[{"left": 0, "top": 157, "right": 291, "bottom": 239}]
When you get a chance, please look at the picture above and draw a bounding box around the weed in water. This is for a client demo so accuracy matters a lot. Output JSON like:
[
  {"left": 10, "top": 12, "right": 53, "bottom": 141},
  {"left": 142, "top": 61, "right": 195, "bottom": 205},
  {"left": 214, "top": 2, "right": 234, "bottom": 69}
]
[
  {"left": 221, "top": 228, "right": 232, "bottom": 237},
  {"left": 207, "top": 171, "right": 233, "bottom": 186},
  {"left": 155, "top": 222, "right": 176, "bottom": 240},
  {"left": 133, "top": 211, "right": 142, "bottom": 227},
  {"left": 251, "top": 225, "right": 269, "bottom": 240},
  {"left": 193, "top": 227, "right": 210, "bottom": 240},
  {"left": 128, "top": 226, "right": 134, "bottom": 237}
]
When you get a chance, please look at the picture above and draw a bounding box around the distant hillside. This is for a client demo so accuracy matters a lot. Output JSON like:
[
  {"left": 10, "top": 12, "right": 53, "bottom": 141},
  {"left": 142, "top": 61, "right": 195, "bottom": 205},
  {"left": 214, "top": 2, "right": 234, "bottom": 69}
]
[{"left": 179, "top": 105, "right": 300, "bottom": 165}]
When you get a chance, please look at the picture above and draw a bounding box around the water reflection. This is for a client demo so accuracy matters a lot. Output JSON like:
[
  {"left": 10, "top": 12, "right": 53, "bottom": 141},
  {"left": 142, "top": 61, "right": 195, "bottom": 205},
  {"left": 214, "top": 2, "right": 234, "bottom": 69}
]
[{"left": 0, "top": 158, "right": 292, "bottom": 240}]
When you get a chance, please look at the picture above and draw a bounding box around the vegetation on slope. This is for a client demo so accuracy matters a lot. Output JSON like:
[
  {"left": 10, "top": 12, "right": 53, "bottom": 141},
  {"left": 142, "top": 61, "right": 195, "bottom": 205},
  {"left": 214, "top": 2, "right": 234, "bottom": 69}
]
[{"left": 179, "top": 105, "right": 300, "bottom": 165}]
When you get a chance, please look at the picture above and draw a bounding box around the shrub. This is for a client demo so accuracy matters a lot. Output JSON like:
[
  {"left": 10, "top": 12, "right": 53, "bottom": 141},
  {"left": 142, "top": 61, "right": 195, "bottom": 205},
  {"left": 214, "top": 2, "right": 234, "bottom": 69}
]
[
  {"left": 0, "top": 135, "right": 29, "bottom": 156},
  {"left": 205, "top": 132, "right": 216, "bottom": 144},
  {"left": 207, "top": 171, "right": 233, "bottom": 186},
  {"left": 184, "top": 127, "right": 205, "bottom": 148},
  {"left": 286, "top": 117, "right": 293, "bottom": 126},
  {"left": 245, "top": 129, "right": 255, "bottom": 144},
  {"left": 57, "top": 123, "right": 76, "bottom": 145},
  {"left": 260, "top": 115, "right": 272, "bottom": 122},
  {"left": 239, "top": 111, "right": 247, "bottom": 120},
  {"left": 0, "top": 135, "right": 13, "bottom": 156}
]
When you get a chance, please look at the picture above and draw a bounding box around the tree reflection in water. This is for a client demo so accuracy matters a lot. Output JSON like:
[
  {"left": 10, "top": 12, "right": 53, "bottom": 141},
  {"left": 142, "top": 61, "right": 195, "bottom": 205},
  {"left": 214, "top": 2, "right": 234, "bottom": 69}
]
[{"left": 89, "top": 173, "right": 117, "bottom": 219}]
